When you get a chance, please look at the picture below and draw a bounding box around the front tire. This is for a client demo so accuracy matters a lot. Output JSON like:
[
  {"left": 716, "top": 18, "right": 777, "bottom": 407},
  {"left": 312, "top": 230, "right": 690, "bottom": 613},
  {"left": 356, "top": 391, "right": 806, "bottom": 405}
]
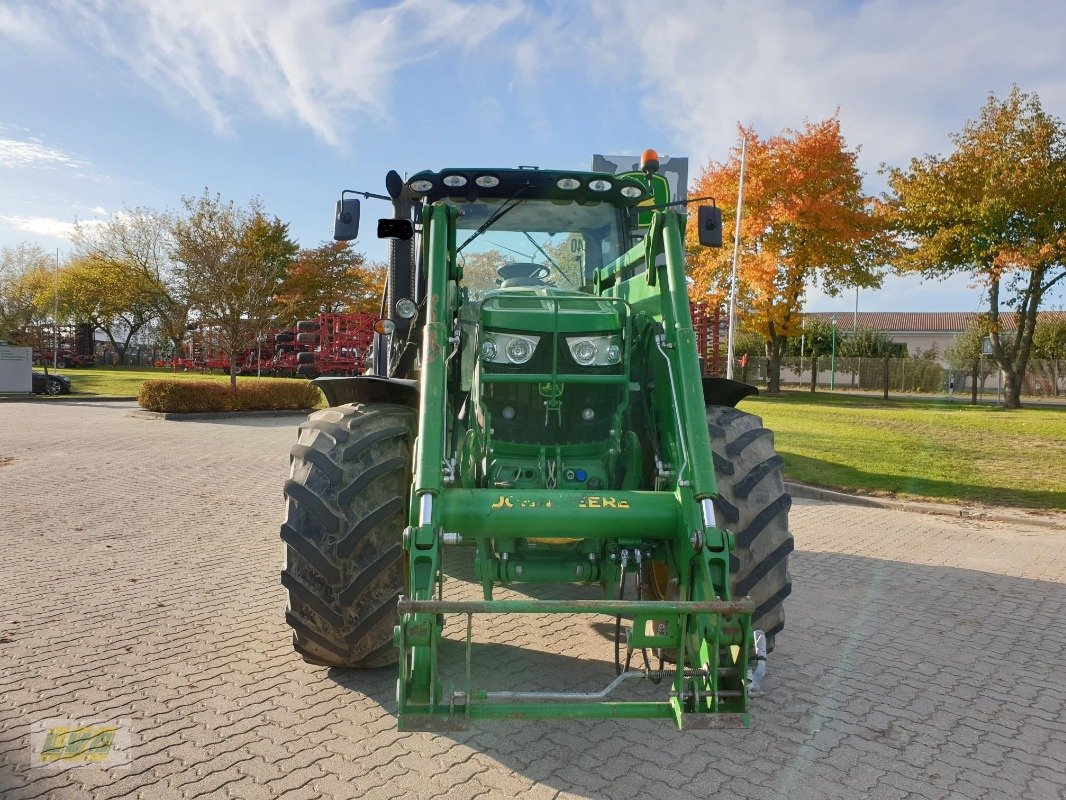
[
  {"left": 281, "top": 403, "right": 415, "bottom": 668},
  {"left": 708, "top": 406, "right": 793, "bottom": 649}
]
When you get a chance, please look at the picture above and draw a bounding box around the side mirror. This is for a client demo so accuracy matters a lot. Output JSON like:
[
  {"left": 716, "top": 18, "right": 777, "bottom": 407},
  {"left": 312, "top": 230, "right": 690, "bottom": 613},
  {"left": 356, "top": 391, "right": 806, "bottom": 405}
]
[
  {"left": 697, "top": 205, "right": 723, "bottom": 248},
  {"left": 334, "top": 198, "right": 360, "bottom": 241},
  {"left": 377, "top": 218, "right": 414, "bottom": 240}
]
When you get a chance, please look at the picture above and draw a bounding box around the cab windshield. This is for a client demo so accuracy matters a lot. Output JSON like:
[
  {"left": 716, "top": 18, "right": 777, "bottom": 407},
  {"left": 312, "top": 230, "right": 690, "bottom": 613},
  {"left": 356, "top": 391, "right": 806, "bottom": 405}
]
[{"left": 445, "top": 197, "right": 625, "bottom": 297}]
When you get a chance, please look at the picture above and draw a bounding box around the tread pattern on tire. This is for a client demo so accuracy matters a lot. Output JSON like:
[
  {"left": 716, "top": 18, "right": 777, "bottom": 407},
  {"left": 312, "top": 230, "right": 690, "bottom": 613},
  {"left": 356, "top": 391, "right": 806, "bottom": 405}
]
[
  {"left": 281, "top": 402, "right": 415, "bottom": 668},
  {"left": 708, "top": 405, "right": 793, "bottom": 650}
]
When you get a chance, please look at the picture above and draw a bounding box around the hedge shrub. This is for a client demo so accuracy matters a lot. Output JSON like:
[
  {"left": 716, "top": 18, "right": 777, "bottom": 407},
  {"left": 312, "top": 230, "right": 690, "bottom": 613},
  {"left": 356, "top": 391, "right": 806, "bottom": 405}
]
[{"left": 138, "top": 378, "right": 321, "bottom": 413}]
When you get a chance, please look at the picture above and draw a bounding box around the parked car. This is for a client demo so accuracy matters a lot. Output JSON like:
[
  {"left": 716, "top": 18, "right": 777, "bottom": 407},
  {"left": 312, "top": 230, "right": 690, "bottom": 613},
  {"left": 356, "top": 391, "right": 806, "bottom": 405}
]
[{"left": 32, "top": 371, "right": 71, "bottom": 395}]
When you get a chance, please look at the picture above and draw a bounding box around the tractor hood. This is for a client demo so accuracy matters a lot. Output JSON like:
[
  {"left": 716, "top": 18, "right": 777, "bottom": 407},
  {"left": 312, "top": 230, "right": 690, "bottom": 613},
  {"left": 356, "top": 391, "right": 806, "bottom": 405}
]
[{"left": 479, "top": 288, "right": 623, "bottom": 335}]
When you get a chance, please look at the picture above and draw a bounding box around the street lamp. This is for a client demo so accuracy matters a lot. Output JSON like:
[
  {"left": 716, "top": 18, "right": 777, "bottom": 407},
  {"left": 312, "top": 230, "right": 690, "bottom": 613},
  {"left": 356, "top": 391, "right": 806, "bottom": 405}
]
[{"left": 830, "top": 316, "right": 838, "bottom": 390}]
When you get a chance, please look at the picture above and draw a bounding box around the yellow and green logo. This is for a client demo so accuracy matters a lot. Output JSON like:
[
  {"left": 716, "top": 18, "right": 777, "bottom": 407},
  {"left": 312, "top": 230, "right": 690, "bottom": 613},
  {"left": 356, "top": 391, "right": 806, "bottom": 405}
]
[{"left": 39, "top": 724, "right": 117, "bottom": 763}]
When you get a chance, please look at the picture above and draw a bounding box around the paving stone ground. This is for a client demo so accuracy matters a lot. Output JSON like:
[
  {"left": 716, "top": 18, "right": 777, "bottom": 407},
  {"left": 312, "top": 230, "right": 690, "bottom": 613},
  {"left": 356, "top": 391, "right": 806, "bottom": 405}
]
[{"left": 1, "top": 400, "right": 1064, "bottom": 800}]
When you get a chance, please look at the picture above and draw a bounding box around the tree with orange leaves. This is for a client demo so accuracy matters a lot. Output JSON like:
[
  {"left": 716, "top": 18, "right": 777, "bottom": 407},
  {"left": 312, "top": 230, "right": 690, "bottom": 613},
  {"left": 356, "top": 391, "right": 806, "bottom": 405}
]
[
  {"left": 687, "top": 117, "right": 887, "bottom": 394},
  {"left": 886, "top": 87, "right": 1066, "bottom": 409},
  {"left": 274, "top": 241, "right": 383, "bottom": 323}
]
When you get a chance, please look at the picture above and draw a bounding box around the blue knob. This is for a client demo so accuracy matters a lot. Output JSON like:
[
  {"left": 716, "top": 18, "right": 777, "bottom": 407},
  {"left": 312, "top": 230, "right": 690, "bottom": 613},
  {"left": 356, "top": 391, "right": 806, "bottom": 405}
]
[{"left": 574, "top": 469, "right": 588, "bottom": 482}]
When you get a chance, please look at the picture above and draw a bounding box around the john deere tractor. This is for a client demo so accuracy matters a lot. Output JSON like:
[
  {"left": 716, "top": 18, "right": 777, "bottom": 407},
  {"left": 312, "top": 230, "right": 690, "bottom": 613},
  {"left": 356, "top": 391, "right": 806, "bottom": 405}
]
[{"left": 281, "top": 152, "right": 792, "bottom": 730}]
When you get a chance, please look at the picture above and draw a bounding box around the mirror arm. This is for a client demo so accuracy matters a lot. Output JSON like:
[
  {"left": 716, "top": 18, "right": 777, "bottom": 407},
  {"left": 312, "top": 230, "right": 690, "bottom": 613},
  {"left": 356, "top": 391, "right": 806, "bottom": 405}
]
[{"left": 342, "top": 188, "right": 392, "bottom": 202}]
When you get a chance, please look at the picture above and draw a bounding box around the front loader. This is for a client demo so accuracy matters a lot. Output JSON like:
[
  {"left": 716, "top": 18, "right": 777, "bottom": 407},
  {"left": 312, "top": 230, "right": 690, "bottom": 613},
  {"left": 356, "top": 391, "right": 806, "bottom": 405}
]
[{"left": 281, "top": 152, "right": 793, "bottom": 730}]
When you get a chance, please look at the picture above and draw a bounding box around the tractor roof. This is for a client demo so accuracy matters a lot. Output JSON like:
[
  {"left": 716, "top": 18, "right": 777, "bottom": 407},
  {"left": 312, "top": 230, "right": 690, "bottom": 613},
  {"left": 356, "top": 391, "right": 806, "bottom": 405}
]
[{"left": 405, "top": 167, "right": 650, "bottom": 207}]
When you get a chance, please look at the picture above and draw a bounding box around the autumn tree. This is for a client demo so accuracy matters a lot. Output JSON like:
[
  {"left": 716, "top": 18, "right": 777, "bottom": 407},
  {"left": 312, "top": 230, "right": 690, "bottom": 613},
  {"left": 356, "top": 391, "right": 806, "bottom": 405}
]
[
  {"left": 886, "top": 87, "right": 1066, "bottom": 408},
  {"left": 274, "top": 241, "right": 379, "bottom": 323},
  {"left": 0, "top": 244, "right": 55, "bottom": 343},
  {"left": 687, "top": 117, "right": 888, "bottom": 393},
  {"left": 58, "top": 256, "right": 159, "bottom": 363},
  {"left": 72, "top": 209, "right": 191, "bottom": 357},
  {"left": 172, "top": 190, "right": 297, "bottom": 387},
  {"left": 458, "top": 249, "right": 510, "bottom": 295}
]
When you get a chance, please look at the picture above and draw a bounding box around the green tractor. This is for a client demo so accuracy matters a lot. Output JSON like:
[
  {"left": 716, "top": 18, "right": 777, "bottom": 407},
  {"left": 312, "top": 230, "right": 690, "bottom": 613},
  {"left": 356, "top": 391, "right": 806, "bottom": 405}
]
[{"left": 281, "top": 152, "right": 792, "bottom": 730}]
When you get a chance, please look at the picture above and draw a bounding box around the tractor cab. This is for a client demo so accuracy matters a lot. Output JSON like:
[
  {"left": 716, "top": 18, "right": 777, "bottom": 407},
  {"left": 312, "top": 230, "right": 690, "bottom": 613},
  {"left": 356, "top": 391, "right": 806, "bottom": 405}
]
[{"left": 400, "top": 169, "right": 647, "bottom": 490}]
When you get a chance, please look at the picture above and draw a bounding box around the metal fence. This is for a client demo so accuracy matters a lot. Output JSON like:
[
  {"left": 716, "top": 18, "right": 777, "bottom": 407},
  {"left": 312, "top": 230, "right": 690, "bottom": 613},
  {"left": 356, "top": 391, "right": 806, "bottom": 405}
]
[{"left": 729, "top": 356, "right": 1065, "bottom": 400}]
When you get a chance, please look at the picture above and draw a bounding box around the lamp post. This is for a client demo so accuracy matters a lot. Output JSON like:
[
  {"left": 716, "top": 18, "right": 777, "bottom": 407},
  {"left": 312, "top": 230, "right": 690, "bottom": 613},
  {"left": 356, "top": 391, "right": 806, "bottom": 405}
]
[
  {"left": 53, "top": 247, "right": 60, "bottom": 370},
  {"left": 830, "top": 316, "right": 838, "bottom": 390},
  {"left": 725, "top": 132, "right": 748, "bottom": 380}
]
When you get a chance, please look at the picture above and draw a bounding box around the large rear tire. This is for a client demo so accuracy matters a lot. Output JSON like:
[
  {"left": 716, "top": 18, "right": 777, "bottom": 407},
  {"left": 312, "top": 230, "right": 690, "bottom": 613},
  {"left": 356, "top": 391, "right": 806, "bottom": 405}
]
[
  {"left": 708, "top": 405, "right": 793, "bottom": 649},
  {"left": 281, "top": 403, "right": 415, "bottom": 668}
]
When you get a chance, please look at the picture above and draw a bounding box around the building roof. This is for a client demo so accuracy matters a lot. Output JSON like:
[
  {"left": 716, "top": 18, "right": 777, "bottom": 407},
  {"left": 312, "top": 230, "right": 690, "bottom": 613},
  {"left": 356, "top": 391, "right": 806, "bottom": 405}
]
[{"left": 804, "top": 311, "right": 1066, "bottom": 333}]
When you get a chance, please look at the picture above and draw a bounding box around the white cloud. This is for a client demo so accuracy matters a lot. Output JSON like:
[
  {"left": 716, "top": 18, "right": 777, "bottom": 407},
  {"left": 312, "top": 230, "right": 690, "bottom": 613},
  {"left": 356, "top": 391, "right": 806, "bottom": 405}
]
[
  {"left": 0, "top": 4, "right": 51, "bottom": 45},
  {"left": 0, "top": 215, "right": 106, "bottom": 240},
  {"left": 50, "top": 0, "right": 524, "bottom": 147},
  {"left": 0, "top": 139, "right": 92, "bottom": 171},
  {"left": 592, "top": 0, "right": 1066, "bottom": 176}
]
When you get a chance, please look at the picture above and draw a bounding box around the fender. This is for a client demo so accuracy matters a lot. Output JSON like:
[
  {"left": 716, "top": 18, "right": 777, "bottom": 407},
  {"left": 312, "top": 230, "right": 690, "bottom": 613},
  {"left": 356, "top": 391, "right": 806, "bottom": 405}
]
[
  {"left": 702, "top": 376, "right": 758, "bottom": 408},
  {"left": 312, "top": 376, "right": 420, "bottom": 409}
]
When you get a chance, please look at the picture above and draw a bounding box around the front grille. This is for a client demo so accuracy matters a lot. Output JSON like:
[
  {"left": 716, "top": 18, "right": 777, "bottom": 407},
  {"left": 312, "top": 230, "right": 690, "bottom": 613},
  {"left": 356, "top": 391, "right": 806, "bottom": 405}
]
[{"left": 480, "top": 331, "right": 624, "bottom": 445}]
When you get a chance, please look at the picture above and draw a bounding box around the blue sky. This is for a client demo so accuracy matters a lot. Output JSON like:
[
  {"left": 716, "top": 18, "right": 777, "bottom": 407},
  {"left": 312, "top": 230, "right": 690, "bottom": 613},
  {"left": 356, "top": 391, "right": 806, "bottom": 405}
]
[{"left": 1, "top": 0, "right": 1064, "bottom": 313}]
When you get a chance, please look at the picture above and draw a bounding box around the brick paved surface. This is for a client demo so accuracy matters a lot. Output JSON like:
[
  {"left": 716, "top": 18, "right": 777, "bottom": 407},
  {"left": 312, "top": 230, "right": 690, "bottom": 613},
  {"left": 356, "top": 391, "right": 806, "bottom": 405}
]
[{"left": 1, "top": 400, "right": 1064, "bottom": 800}]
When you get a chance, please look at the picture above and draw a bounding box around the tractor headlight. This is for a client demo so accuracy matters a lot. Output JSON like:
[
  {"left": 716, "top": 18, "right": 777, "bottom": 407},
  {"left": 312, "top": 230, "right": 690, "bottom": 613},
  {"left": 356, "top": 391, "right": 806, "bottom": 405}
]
[
  {"left": 480, "top": 333, "right": 539, "bottom": 365},
  {"left": 566, "top": 335, "right": 623, "bottom": 367}
]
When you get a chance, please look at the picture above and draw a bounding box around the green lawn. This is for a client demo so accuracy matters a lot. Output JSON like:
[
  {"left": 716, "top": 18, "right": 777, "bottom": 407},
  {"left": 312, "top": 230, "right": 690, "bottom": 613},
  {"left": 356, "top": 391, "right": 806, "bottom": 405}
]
[
  {"left": 744, "top": 391, "right": 1066, "bottom": 511},
  {"left": 44, "top": 365, "right": 237, "bottom": 397}
]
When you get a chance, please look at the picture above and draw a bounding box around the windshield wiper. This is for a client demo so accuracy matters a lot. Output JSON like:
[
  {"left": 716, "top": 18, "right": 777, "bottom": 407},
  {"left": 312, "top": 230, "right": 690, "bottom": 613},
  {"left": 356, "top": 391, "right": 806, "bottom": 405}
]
[
  {"left": 457, "top": 184, "right": 532, "bottom": 254},
  {"left": 523, "top": 233, "right": 574, "bottom": 287}
]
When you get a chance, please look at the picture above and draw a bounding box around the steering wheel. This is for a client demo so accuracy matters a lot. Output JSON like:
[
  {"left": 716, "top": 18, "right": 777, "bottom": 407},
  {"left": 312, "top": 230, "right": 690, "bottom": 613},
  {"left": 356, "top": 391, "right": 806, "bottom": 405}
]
[{"left": 496, "top": 262, "right": 551, "bottom": 283}]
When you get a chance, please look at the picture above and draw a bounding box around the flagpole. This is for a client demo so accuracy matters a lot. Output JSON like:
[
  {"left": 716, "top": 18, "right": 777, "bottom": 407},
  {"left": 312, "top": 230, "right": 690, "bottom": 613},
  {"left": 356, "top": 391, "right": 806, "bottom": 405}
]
[{"left": 725, "top": 133, "right": 747, "bottom": 380}]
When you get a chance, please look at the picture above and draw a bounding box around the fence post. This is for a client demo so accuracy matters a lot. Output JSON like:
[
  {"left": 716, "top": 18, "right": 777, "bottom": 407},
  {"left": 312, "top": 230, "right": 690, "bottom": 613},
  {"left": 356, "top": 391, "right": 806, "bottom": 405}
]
[
  {"left": 971, "top": 359, "right": 979, "bottom": 405},
  {"left": 810, "top": 352, "right": 818, "bottom": 393},
  {"left": 882, "top": 355, "right": 889, "bottom": 400}
]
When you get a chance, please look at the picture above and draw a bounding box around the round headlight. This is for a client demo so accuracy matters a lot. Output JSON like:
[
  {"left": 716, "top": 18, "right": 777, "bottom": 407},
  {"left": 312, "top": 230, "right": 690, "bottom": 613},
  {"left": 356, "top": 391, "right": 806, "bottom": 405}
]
[
  {"left": 556, "top": 177, "right": 581, "bottom": 190},
  {"left": 442, "top": 174, "right": 467, "bottom": 187},
  {"left": 475, "top": 175, "right": 500, "bottom": 188},
  {"left": 480, "top": 339, "right": 497, "bottom": 360},
  {"left": 394, "top": 298, "right": 417, "bottom": 319},
  {"left": 506, "top": 337, "right": 534, "bottom": 364},
  {"left": 620, "top": 185, "right": 643, "bottom": 198},
  {"left": 605, "top": 343, "right": 622, "bottom": 364},
  {"left": 588, "top": 179, "right": 612, "bottom": 192},
  {"left": 409, "top": 179, "right": 434, "bottom": 193},
  {"left": 502, "top": 406, "right": 516, "bottom": 420},
  {"left": 571, "top": 339, "right": 596, "bottom": 366},
  {"left": 581, "top": 407, "right": 595, "bottom": 421}
]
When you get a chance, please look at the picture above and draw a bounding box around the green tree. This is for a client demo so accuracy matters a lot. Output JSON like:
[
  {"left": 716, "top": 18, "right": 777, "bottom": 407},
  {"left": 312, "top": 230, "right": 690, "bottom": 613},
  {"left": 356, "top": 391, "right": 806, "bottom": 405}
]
[
  {"left": 58, "top": 256, "right": 159, "bottom": 363},
  {"left": 839, "top": 326, "right": 893, "bottom": 358},
  {"left": 172, "top": 190, "right": 298, "bottom": 387},
  {"left": 1031, "top": 315, "right": 1066, "bottom": 396},
  {"left": 72, "top": 208, "right": 190, "bottom": 358},
  {"left": 1031, "top": 316, "right": 1066, "bottom": 361},
  {"left": 886, "top": 87, "right": 1066, "bottom": 408},
  {"left": 0, "top": 244, "right": 55, "bottom": 344}
]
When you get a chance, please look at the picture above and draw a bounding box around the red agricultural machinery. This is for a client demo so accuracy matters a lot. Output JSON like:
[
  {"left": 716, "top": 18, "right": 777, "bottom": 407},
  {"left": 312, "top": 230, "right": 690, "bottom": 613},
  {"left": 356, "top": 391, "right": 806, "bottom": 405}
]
[
  {"left": 249, "top": 312, "right": 377, "bottom": 378},
  {"left": 29, "top": 323, "right": 96, "bottom": 367}
]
